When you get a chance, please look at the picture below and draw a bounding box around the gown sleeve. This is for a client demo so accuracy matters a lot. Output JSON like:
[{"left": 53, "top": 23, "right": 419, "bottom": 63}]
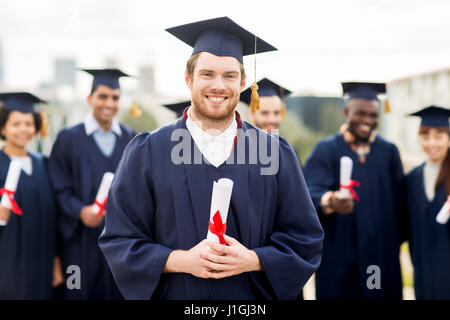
[
  {"left": 390, "top": 144, "right": 408, "bottom": 245},
  {"left": 98, "top": 132, "right": 173, "bottom": 300},
  {"left": 49, "top": 131, "right": 84, "bottom": 240},
  {"left": 252, "top": 137, "right": 324, "bottom": 299},
  {"left": 303, "top": 140, "right": 337, "bottom": 217}
]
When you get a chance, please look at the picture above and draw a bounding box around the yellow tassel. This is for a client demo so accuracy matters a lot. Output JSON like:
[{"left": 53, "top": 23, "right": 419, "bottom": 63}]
[
  {"left": 384, "top": 98, "right": 391, "bottom": 113},
  {"left": 281, "top": 102, "right": 286, "bottom": 120},
  {"left": 39, "top": 111, "right": 48, "bottom": 137},
  {"left": 249, "top": 83, "right": 260, "bottom": 111},
  {"left": 130, "top": 100, "right": 142, "bottom": 118}
]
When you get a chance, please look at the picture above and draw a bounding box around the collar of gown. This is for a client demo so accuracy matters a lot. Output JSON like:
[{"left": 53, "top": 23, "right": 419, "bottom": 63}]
[
  {"left": 84, "top": 113, "right": 122, "bottom": 136},
  {"left": 183, "top": 107, "right": 241, "bottom": 167},
  {"left": 10, "top": 156, "right": 32, "bottom": 176}
]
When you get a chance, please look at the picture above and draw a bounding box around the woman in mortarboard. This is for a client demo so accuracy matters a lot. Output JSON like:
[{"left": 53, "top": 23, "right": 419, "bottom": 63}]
[
  {"left": 0, "top": 92, "right": 63, "bottom": 299},
  {"left": 404, "top": 106, "right": 450, "bottom": 299}
]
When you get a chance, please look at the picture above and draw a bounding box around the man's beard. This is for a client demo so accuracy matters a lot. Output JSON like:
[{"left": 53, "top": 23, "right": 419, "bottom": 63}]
[
  {"left": 191, "top": 90, "right": 238, "bottom": 122},
  {"left": 347, "top": 124, "right": 372, "bottom": 144}
]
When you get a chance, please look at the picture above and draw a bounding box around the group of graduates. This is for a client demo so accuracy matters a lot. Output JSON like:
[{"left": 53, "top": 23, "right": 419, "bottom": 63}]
[{"left": 0, "top": 16, "right": 449, "bottom": 300}]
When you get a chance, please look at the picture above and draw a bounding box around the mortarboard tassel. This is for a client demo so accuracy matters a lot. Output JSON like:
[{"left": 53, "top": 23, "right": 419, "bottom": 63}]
[
  {"left": 249, "top": 83, "right": 260, "bottom": 111},
  {"left": 281, "top": 102, "right": 286, "bottom": 120},
  {"left": 249, "top": 36, "right": 260, "bottom": 111},
  {"left": 130, "top": 100, "right": 142, "bottom": 118},
  {"left": 39, "top": 111, "right": 48, "bottom": 137},
  {"left": 280, "top": 87, "right": 286, "bottom": 120},
  {"left": 384, "top": 98, "right": 391, "bottom": 113}
]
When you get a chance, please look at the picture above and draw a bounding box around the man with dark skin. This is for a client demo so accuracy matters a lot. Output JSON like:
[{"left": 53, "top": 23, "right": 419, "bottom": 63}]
[
  {"left": 304, "top": 82, "right": 404, "bottom": 300},
  {"left": 329, "top": 97, "right": 380, "bottom": 214}
]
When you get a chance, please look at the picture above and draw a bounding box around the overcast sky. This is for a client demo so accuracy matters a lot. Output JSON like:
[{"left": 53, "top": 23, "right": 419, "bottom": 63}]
[{"left": 1, "top": 0, "right": 450, "bottom": 98}]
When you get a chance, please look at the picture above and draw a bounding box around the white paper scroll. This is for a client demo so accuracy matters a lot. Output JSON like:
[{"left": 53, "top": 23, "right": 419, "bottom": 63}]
[
  {"left": 206, "top": 178, "right": 234, "bottom": 243},
  {"left": 0, "top": 160, "right": 22, "bottom": 226},
  {"left": 436, "top": 195, "right": 450, "bottom": 225},
  {"left": 339, "top": 156, "right": 353, "bottom": 198},
  {"left": 92, "top": 172, "right": 114, "bottom": 215}
]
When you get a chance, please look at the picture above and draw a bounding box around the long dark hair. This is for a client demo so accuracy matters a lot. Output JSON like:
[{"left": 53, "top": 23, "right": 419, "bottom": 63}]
[
  {"left": 419, "top": 125, "right": 450, "bottom": 194},
  {"left": 436, "top": 148, "right": 450, "bottom": 194}
]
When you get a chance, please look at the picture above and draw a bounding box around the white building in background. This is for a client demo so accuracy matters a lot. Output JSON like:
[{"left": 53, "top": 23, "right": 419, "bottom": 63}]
[
  {"left": 382, "top": 68, "right": 450, "bottom": 171},
  {"left": 0, "top": 40, "right": 4, "bottom": 88}
]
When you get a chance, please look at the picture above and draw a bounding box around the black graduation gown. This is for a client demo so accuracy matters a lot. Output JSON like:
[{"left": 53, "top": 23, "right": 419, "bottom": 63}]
[
  {"left": 0, "top": 150, "right": 56, "bottom": 299},
  {"left": 48, "top": 122, "right": 135, "bottom": 300},
  {"left": 98, "top": 116, "right": 324, "bottom": 300},
  {"left": 405, "top": 164, "right": 450, "bottom": 299},
  {"left": 303, "top": 133, "right": 404, "bottom": 300}
]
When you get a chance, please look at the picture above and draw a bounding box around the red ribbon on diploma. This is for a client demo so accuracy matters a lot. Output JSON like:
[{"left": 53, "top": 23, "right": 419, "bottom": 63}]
[
  {"left": 0, "top": 188, "right": 22, "bottom": 215},
  {"left": 208, "top": 210, "right": 227, "bottom": 245},
  {"left": 94, "top": 198, "right": 107, "bottom": 216},
  {"left": 340, "top": 180, "right": 361, "bottom": 201}
]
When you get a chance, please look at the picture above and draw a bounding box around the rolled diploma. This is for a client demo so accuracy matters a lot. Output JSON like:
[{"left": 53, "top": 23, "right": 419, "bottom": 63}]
[
  {"left": 339, "top": 156, "right": 353, "bottom": 198},
  {"left": 0, "top": 160, "right": 22, "bottom": 226},
  {"left": 436, "top": 196, "right": 450, "bottom": 225},
  {"left": 206, "top": 178, "right": 234, "bottom": 243},
  {"left": 92, "top": 172, "right": 115, "bottom": 215}
]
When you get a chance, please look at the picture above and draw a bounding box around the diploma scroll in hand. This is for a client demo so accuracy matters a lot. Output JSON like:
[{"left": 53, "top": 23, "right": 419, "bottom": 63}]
[
  {"left": 206, "top": 178, "right": 234, "bottom": 245},
  {"left": 92, "top": 172, "right": 114, "bottom": 216},
  {"left": 0, "top": 160, "right": 23, "bottom": 226},
  {"left": 339, "top": 156, "right": 360, "bottom": 201},
  {"left": 436, "top": 195, "right": 450, "bottom": 225}
]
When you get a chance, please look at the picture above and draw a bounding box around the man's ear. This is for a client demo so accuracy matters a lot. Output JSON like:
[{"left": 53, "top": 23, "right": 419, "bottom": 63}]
[
  {"left": 240, "top": 74, "right": 247, "bottom": 91},
  {"left": 343, "top": 105, "right": 350, "bottom": 118},
  {"left": 185, "top": 70, "right": 192, "bottom": 89},
  {"left": 86, "top": 94, "right": 94, "bottom": 108}
]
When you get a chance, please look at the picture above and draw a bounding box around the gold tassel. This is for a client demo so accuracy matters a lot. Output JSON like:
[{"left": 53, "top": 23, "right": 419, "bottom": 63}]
[
  {"left": 249, "top": 35, "right": 260, "bottom": 111},
  {"left": 281, "top": 102, "right": 286, "bottom": 120},
  {"left": 249, "top": 83, "right": 260, "bottom": 111},
  {"left": 130, "top": 100, "right": 142, "bottom": 118},
  {"left": 39, "top": 111, "right": 48, "bottom": 137},
  {"left": 384, "top": 98, "right": 391, "bottom": 113}
]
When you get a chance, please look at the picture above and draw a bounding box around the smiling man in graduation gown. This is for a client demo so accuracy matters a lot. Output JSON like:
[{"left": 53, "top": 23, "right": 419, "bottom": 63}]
[
  {"left": 49, "top": 69, "right": 136, "bottom": 299},
  {"left": 98, "top": 17, "right": 324, "bottom": 300},
  {"left": 303, "top": 82, "right": 404, "bottom": 300},
  {"left": 240, "top": 78, "right": 291, "bottom": 134}
]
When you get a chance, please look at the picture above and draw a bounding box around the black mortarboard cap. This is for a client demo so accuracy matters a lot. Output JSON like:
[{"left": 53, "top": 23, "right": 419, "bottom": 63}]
[
  {"left": 81, "top": 68, "right": 130, "bottom": 90},
  {"left": 162, "top": 100, "right": 191, "bottom": 118},
  {"left": 409, "top": 105, "right": 450, "bottom": 128},
  {"left": 240, "top": 78, "right": 291, "bottom": 105},
  {"left": 342, "top": 82, "right": 386, "bottom": 101},
  {"left": 165, "top": 16, "right": 277, "bottom": 63},
  {"left": 0, "top": 92, "right": 46, "bottom": 113}
]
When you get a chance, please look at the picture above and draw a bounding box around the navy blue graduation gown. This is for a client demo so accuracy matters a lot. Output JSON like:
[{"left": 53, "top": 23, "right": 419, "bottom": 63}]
[
  {"left": 304, "top": 133, "right": 404, "bottom": 300},
  {"left": 48, "top": 123, "right": 135, "bottom": 300},
  {"left": 98, "top": 117, "right": 324, "bottom": 300},
  {"left": 0, "top": 150, "right": 56, "bottom": 299},
  {"left": 405, "top": 164, "right": 450, "bottom": 299}
]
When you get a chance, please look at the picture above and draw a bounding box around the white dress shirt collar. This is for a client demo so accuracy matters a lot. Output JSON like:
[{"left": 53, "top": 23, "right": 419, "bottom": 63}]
[
  {"left": 185, "top": 109, "right": 237, "bottom": 168},
  {"left": 84, "top": 113, "right": 122, "bottom": 136}
]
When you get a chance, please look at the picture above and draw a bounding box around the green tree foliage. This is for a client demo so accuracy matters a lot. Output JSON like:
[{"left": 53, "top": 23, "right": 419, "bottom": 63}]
[
  {"left": 279, "top": 111, "right": 327, "bottom": 165},
  {"left": 119, "top": 107, "right": 159, "bottom": 133}
]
